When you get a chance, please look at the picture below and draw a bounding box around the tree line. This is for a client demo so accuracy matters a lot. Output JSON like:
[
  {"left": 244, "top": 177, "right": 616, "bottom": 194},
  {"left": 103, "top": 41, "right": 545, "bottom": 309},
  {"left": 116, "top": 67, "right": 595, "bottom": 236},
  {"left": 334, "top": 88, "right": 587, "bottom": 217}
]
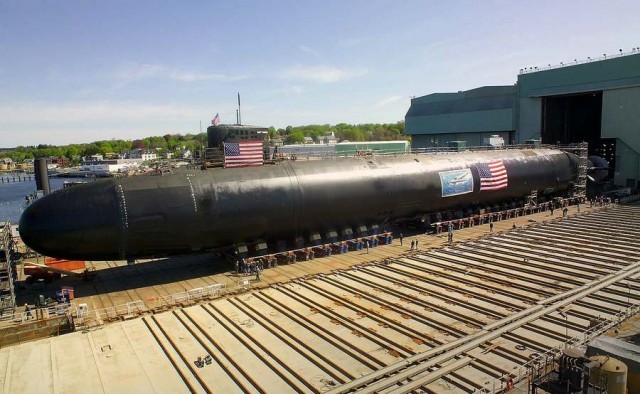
[
  {"left": 0, "top": 122, "right": 406, "bottom": 163},
  {"left": 274, "top": 121, "right": 406, "bottom": 145},
  {"left": 1, "top": 133, "right": 208, "bottom": 164}
]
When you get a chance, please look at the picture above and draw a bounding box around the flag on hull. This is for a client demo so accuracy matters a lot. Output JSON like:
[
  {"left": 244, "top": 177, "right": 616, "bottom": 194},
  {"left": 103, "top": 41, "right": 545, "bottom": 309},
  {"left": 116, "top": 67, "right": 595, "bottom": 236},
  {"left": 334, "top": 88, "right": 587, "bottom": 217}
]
[
  {"left": 223, "top": 141, "right": 264, "bottom": 168},
  {"left": 211, "top": 113, "right": 220, "bottom": 126},
  {"left": 477, "top": 160, "right": 508, "bottom": 191}
]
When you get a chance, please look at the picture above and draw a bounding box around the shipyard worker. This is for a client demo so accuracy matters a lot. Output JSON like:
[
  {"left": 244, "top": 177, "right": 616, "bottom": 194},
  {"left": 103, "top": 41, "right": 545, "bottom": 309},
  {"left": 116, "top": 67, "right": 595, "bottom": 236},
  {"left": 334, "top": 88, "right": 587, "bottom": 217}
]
[
  {"left": 24, "top": 303, "right": 32, "bottom": 320},
  {"left": 415, "top": 239, "right": 419, "bottom": 250},
  {"left": 512, "top": 223, "right": 516, "bottom": 230},
  {"left": 489, "top": 222, "right": 494, "bottom": 233},
  {"left": 234, "top": 260, "right": 239, "bottom": 275},
  {"left": 550, "top": 205, "right": 554, "bottom": 216},
  {"left": 399, "top": 233, "right": 403, "bottom": 246},
  {"left": 410, "top": 240, "right": 415, "bottom": 250},
  {"left": 562, "top": 207, "right": 568, "bottom": 217},
  {"left": 365, "top": 240, "right": 369, "bottom": 254}
]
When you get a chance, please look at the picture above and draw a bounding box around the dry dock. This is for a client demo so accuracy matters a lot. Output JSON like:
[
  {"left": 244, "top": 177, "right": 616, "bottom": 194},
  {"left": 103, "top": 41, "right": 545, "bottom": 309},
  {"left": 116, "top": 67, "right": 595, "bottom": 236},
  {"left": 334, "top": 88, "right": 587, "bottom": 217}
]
[{"left": 1, "top": 203, "right": 639, "bottom": 393}]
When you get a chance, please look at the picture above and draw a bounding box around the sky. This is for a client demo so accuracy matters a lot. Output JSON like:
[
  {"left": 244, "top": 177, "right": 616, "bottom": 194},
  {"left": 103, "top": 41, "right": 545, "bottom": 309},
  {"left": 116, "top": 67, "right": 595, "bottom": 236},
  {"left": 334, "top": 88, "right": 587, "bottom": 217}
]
[{"left": 1, "top": 0, "right": 639, "bottom": 147}]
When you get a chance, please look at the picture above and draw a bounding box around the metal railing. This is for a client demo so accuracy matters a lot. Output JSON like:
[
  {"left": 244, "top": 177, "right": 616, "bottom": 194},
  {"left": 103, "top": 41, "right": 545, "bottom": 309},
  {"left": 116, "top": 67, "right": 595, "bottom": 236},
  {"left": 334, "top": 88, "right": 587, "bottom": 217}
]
[
  {"left": 70, "top": 282, "right": 229, "bottom": 329},
  {"left": 518, "top": 48, "right": 640, "bottom": 74},
  {"left": 0, "top": 221, "right": 17, "bottom": 313},
  {"left": 0, "top": 302, "right": 70, "bottom": 324},
  {"left": 477, "top": 304, "right": 639, "bottom": 393},
  {"left": 201, "top": 142, "right": 588, "bottom": 168},
  {"left": 619, "top": 194, "right": 640, "bottom": 204}
]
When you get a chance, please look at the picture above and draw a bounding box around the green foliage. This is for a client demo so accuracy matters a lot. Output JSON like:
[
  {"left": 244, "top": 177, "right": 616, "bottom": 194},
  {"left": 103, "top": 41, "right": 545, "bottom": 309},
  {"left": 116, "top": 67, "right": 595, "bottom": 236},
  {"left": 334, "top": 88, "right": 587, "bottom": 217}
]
[
  {"left": 285, "top": 130, "right": 305, "bottom": 144},
  {"left": 278, "top": 121, "right": 406, "bottom": 143},
  {"left": 0, "top": 123, "right": 405, "bottom": 163}
]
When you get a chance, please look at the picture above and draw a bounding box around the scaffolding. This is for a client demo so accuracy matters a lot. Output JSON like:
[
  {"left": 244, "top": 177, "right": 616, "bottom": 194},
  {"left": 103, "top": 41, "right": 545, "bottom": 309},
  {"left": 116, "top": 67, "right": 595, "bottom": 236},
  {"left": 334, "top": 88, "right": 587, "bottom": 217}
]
[
  {"left": 559, "top": 142, "right": 588, "bottom": 199},
  {"left": 0, "top": 221, "right": 17, "bottom": 313}
]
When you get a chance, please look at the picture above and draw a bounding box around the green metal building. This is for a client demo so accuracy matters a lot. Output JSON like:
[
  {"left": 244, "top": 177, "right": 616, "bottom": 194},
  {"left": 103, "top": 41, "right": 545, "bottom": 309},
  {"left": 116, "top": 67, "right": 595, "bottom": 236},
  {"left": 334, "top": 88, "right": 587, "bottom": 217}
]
[
  {"left": 335, "top": 141, "right": 410, "bottom": 156},
  {"left": 405, "top": 52, "right": 640, "bottom": 187}
]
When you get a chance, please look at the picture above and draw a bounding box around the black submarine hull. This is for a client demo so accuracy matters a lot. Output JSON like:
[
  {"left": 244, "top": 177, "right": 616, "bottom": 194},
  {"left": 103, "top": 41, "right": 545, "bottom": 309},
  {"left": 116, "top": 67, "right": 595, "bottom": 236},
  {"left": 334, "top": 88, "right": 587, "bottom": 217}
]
[{"left": 19, "top": 148, "right": 577, "bottom": 260}]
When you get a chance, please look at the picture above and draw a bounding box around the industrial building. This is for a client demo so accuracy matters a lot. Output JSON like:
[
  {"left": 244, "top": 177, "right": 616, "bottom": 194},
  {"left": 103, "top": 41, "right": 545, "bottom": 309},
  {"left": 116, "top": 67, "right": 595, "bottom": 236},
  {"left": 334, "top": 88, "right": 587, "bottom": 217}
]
[
  {"left": 405, "top": 51, "right": 640, "bottom": 187},
  {"left": 269, "top": 140, "right": 410, "bottom": 160}
]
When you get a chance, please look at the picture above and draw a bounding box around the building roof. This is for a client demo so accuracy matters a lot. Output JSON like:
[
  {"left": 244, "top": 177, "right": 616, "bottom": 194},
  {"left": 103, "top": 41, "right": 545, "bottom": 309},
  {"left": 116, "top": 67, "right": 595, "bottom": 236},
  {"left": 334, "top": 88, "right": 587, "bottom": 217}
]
[{"left": 405, "top": 86, "right": 516, "bottom": 135}]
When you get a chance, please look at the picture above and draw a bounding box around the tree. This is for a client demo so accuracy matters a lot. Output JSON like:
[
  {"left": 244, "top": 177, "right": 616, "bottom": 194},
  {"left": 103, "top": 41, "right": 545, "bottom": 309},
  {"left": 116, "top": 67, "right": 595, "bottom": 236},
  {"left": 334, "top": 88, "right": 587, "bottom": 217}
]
[
  {"left": 145, "top": 136, "right": 164, "bottom": 149},
  {"left": 268, "top": 126, "right": 277, "bottom": 139},
  {"left": 352, "top": 127, "right": 367, "bottom": 141},
  {"left": 286, "top": 130, "right": 305, "bottom": 144},
  {"left": 64, "top": 146, "right": 80, "bottom": 160},
  {"left": 98, "top": 142, "right": 113, "bottom": 156},
  {"left": 83, "top": 143, "right": 101, "bottom": 156}
]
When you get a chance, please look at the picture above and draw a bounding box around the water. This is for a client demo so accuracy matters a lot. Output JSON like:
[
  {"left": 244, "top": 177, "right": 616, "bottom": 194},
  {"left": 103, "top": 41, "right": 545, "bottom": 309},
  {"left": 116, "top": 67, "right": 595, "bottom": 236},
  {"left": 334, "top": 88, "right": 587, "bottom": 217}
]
[{"left": 0, "top": 176, "right": 92, "bottom": 224}]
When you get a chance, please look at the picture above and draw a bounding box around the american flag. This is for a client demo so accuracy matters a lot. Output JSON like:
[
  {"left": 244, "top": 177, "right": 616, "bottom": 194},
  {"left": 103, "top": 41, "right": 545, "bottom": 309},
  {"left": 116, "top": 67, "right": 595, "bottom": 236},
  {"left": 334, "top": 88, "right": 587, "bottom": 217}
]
[
  {"left": 223, "top": 141, "right": 264, "bottom": 168},
  {"left": 211, "top": 113, "right": 220, "bottom": 126},
  {"left": 477, "top": 160, "right": 508, "bottom": 191}
]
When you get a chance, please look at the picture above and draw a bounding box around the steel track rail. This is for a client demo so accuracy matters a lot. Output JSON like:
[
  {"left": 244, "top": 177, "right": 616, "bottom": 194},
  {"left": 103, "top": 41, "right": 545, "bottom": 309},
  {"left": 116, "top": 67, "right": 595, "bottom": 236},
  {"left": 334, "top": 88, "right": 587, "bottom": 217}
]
[{"left": 326, "top": 261, "right": 640, "bottom": 393}]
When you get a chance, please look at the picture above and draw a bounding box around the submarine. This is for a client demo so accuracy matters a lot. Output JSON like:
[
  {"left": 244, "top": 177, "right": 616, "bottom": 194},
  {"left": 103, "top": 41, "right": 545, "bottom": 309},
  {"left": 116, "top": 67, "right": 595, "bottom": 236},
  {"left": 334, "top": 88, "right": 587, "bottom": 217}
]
[{"left": 19, "top": 148, "right": 579, "bottom": 261}]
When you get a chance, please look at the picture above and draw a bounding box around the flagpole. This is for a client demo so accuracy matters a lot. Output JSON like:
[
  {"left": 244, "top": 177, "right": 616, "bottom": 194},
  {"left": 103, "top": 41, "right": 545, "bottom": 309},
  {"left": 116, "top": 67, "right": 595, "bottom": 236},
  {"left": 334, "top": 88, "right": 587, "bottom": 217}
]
[{"left": 237, "top": 92, "right": 241, "bottom": 125}]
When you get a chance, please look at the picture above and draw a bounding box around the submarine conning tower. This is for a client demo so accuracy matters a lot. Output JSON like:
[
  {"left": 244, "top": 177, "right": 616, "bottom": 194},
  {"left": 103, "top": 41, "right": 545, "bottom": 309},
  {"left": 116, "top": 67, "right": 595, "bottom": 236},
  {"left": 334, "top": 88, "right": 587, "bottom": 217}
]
[{"left": 204, "top": 124, "right": 268, "bottom": 168}]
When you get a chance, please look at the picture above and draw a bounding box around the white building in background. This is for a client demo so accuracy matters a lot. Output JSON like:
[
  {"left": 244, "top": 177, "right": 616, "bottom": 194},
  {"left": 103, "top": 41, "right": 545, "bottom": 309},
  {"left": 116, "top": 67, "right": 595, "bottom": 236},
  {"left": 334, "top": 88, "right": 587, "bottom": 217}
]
[
  {"left": 80, "top": 158, "right": 142, "bottom": 175},
  {"left": 323, "top": 132, "right": 339, "bottom": 145},
  {"left": 126, "top": 149, "right": 157, "bottom": 161}
]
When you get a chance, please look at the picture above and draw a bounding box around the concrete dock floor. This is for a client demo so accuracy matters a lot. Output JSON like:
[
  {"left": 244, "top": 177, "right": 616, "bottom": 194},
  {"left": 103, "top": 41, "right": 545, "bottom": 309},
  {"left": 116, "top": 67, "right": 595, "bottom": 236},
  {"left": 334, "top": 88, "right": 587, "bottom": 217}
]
[{"left": 1, "top": 203, "right": 638, "bottom": 393}]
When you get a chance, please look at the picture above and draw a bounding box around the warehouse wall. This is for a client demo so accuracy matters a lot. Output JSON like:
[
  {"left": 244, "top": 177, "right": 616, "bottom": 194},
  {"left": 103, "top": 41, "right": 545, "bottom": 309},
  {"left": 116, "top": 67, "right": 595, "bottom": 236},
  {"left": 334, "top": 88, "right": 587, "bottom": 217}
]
[
  {"left": 517, "top": 53, "right": 640, "bottom": 143},
  {"left": 406, "top": 108, "right": 514, "bottom": 135},
  {"left": 516, "top": 97, "right": 542, "bottom": 142},
  {"left": 405, "top": 88, "right": 518, "bottom": 141},
  {"left": 602, "top": 86, "right": 640, "bottom": 186},
  {"left": 411, "top": 131, "right": 512, "bottom": 149}
]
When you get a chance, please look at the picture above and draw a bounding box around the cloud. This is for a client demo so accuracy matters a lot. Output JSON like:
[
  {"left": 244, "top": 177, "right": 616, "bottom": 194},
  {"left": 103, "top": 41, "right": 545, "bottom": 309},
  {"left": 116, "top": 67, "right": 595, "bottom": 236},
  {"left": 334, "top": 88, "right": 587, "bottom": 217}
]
[
  {"left": 297, "top": 45, "right": 322, "bottom": 60},
  {"left": 375, "top": 95, "right": 404, "bottom": 108},
  {"left": 113, "top": 62, "right": 248, "bottom": 85},
  {"left": 279, "top": 64, "right": 368, "bottom": 83},
  {"left": 0, "top": 100, "right": 205, "bottom": 124}
]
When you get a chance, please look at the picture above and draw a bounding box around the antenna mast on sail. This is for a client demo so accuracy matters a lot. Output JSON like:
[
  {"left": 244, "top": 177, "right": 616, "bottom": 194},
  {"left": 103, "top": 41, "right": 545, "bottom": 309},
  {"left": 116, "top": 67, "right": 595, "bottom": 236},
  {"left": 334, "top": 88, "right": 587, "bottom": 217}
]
[{"left": 237, "top": 92, "right": 242, "bottom": 125}]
